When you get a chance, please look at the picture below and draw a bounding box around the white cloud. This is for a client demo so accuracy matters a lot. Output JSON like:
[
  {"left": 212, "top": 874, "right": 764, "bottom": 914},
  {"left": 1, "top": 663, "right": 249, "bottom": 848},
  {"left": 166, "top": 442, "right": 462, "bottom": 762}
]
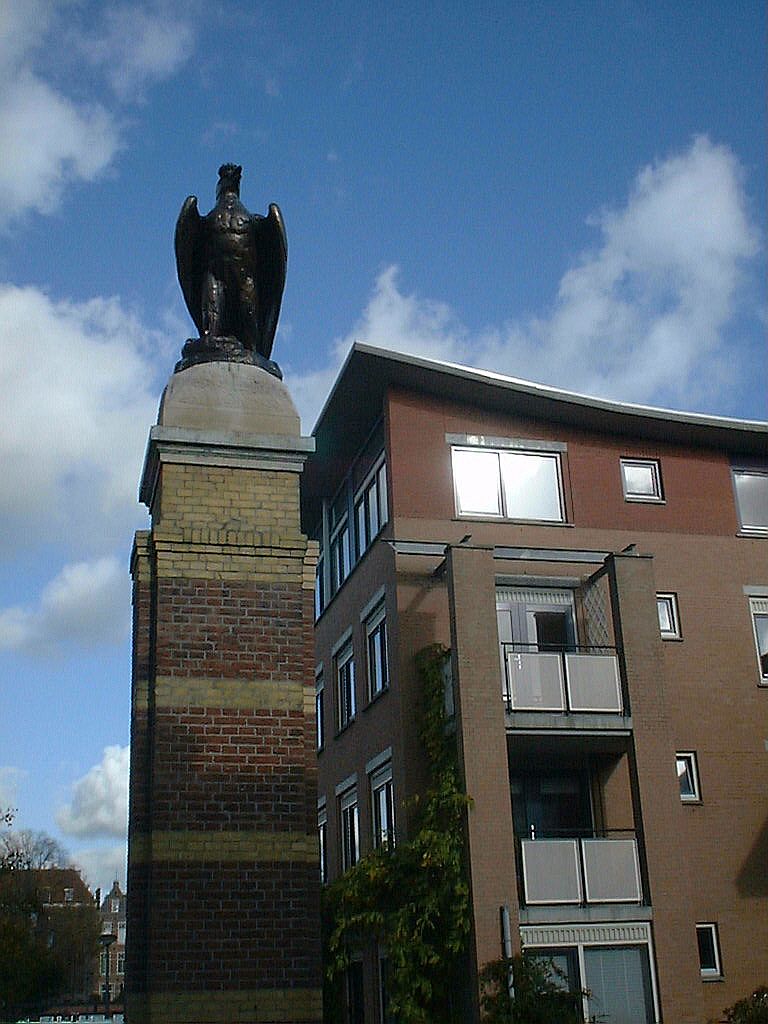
[
  {"left": 73, "top": 842, "right": 127, "bottom": 896},
  {"left": 58, "top": 745, "right": 129, "bottom": 839},
  {"left": 0, "top": 68, "right": 119, "bottom": 224},
  {"left": 0, "top": 284, "right": 162, "bottom": 549},
  {"left": 76, "top": 4, "right": 196, "bottom": 103},
  {"left": 0, "top": 557, "right": 129, "bottom": 655},
  {"left": 0, "top": 1, "right": 195, "bottom": 223},
  {"left": 290, "top": 136, "right": 761, "bottom": 427}
]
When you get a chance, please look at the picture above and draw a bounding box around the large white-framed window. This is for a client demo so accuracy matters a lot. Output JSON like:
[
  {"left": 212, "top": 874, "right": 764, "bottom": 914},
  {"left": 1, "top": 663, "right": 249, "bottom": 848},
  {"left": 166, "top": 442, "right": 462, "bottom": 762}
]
[
  {"left": 620, "top": 458, "right": 664, "bottom": 503},
  {"left": 366, "top": 603, "right": 389, "bottom": 701},
  {"left": 522, "top": 921, "right": 659, "bottom": 1023},
  {"left": 339, "top": 787, "right": 360, "bottom": 871},
  {"left": 318, "top": 800, "right": 327, "bottom": 884},
  {"left": 657, "top": 593, "right": 682, "bottom": 640},
  {"left": 355, "top": 458, "right": 389, "bottom": 559},
  {"left": 335, "top": 640, "right": 356, "bottom": 731},
  {"left": 696, "top": 922, "right": 723, "bottom": 979},
  {"left": 676, "top": 751, "right": 701, "bottom": 803},
  {"left": 749, "top": 596, "right": 768, "bottom": 683},
  {"left": 315, "top": 668, "right": 325, "bottom": 750},
  {"left": 732, "top": 468, "right": 768, "bottom": 535},
  {"left": 450, "top": 436, "right": 566, "bottom": 522},
  {"left": 370, "top": 761, "right": 395, "bottom": 849}
]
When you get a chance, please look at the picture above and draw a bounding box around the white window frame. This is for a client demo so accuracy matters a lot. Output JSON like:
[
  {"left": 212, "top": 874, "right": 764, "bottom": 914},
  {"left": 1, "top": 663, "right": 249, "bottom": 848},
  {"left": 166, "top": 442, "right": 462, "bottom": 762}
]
[
  {"left": 314, "top": 553, "right": 325, "bottom": 620},
  {"left": 329, "top": 515, "right": 351, "bottom": 595},
  {"left": 370, "top": 761, "right": 395, "bottom": 849},
  {"left": 318, "top": 800, "right": 327, "bottom": 884},
  {"left": 339, "top": 787, "right": 360, "bottom": 871},
  {"left": 676, "top": 751, "right": 701, "bottom": 803},
  {"left": 657, "top": 593, "right": 682, "bottom": 640},
  {"left": 732, "top": 468, "right": 768, "bottom": 535},
  {"left": 749, "top": 596, "right": 768, "bottom": 684},
  {"left": 335, "top": 641, "right": 356, "bottom": 731},
  {"left": 366, "top": 603, "right": 389, "bottom": 700},
  {"left": 315, "top": 668, "right": 325, "bottom": 750},
  {"left": 620, "top": 458, "right": 664, "bottom": 503},
  {"left": 449, "top": 435, "right": 566, "bottom": 523},
  {"left": 355, "top": 457, "right": 389, "bottom": 559},
  {"left": 696, "top": 922, "right": 723, "bottom": 979}
]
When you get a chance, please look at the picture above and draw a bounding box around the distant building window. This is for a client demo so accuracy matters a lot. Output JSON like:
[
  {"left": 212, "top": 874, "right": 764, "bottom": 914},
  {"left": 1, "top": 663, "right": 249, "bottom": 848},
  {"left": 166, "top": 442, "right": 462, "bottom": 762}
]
[
  {"left": 733, "top": 469, "right": 768, "bottom": 535},
  {"left": 335, "top": 642, "right": 356, "bottom": 731},
  {"left": 370, "top": 762, "right": 395, "bottom": 849},
  {"left": 749, "top": 597, "right": 768, "bottom": 682},
  {"left": 63, "top": 888, "right": 74, "bottom": 904},
  {"left": 657, "top": 593, "right": 681, "bottom": 639},
  {"left": 339, "top": 788, "right": 360, "bottom": 871},
  {"left": 676, "top": 752, "right": 701, "bottom": 802},
  {"left": 117, "top": 952, "right": 125, "bottom": 975},
  {"left": 366, "top": 604, "right": 389, "bottom": 700},
  {"left": 452, "top": 445, "right": 565, "bottom": 522},
  {"left": 318, "top": 802, "right": 327, "bottom": 884},
  {"left": 355, "top": 459, "right": 389, "bottom": 559},
  {"left": 315, "top": 669, "right": 325, "bottom": 749},
  {"left": 620, "top": 458, "right": 664, "bottom": 502},
  {"left": 696, "top": 922, "right": 723, "bottom": 979},
  {"left": 110, "top": 898, "right": 120, "bottom": 914}
]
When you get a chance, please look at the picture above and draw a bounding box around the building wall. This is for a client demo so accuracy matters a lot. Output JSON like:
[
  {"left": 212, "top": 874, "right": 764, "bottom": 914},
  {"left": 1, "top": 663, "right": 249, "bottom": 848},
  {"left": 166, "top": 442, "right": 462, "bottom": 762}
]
[{"left": 314, "top": 380, "right": 766, "bottom": 1024}]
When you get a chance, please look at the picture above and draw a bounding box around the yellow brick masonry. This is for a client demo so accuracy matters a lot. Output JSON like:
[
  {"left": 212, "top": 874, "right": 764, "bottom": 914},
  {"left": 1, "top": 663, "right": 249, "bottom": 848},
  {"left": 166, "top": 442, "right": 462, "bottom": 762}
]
[
  {"left": 130, "top": 829, "right": 318, "bottom": 864},
  {"left": 156, "top": 463, "right": 302, "bottom": 535},
  {"left": 131, "top": 988, "right": 322, "bottom": 1023}
]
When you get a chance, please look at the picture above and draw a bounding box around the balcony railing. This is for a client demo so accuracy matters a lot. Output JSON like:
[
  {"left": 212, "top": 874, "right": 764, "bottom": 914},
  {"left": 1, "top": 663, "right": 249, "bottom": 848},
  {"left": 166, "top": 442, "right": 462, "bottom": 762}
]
[
  {"left": 519, "top": 833, "right": 642, "bottom": 905},
  {"left": 502, "top": 643, "right": 623, "bottom": 714}
]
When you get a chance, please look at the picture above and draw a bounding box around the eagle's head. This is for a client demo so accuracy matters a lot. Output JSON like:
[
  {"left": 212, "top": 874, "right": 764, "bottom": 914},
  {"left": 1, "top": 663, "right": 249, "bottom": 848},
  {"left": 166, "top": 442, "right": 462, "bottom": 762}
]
[{"left": 217, "top": 163, "right": 242, "bottom": 198}]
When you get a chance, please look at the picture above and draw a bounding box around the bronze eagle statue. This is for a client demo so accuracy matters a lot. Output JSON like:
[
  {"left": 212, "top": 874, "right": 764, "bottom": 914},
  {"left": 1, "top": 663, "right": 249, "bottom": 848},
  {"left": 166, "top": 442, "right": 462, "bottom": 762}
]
[{"left": 174, "top": 163, "right": 287, "bottom": 375}]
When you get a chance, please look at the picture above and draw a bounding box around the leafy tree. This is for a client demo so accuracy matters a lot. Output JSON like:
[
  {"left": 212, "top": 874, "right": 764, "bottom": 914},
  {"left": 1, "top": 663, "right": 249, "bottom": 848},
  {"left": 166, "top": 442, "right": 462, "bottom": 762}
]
[
  {"left": 323, "top": 645, "right": 472, "bottom": 1023},
  {"left": 479, "top": 954, "right": 584, "bottom": 1023},
  {"left": 722, "top": 987, "right": 768, "bottom": 1024},
  {"left": 0, "top": 825, "right": 100, "bottom": 1023}
]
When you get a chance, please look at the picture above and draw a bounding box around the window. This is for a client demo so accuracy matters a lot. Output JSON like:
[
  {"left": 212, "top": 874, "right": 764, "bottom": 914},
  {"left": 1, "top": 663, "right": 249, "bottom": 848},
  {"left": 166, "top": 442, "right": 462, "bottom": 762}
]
[
  {"left": 335, "top": 642, "right": 356, "bottom": 730},
  {"left": 99, "top": 951, "right": 108, "bottom": 975},
  {"left": 370, "top": 763, "right": 395, "bottom": 849},
  {"left": 117, "top": 953, "right": 125, "bottom": 975},
  {"left": 330, "top": 517, "right": 351, "bottom": 594},
  {"left": 451, "top": 444, "right": 565, "bottom": 522},
  {"left": 733, "top": 469, "right": 768, "bottom": 535},
  {"left": 657, "top": 593, "right": 681, "bottom": 639},
  {"left": 620, "top": 458, "right": 664, "bottom": 502},
  {"left": 339, "top": 788, "right": 360, "bottom": 871},
  {"left": 696, "top": 923, "right": 723, "bottom": 979},
  {"left": 318, "top": 802, "right": 327, "bottom": 884},
  {"left": 749, "top": 597, "right": 768, "bottom": 682},
  {"left": 314, "top": 554, "right": 325, "bottom": 620},
  {"left": 315, "top": 670, "right": 325, "bottom": 749},
  {"left": 366, "top": 604, "right": 389, "bottom": 700},
  {"left": 63, "top": 888, "right": 74, "bottom": 904},
  {"left": 355, "top": 459, "right": 388, "bottom": 558},
  {"left": 676, "top": 752, "right": 701, "bottom": 802},
  {"left": 345, "top": 960, "right": 364, "bottom": 1024},
  {"left": 111, "top": 897, "right": 120, "bottom": 914}
]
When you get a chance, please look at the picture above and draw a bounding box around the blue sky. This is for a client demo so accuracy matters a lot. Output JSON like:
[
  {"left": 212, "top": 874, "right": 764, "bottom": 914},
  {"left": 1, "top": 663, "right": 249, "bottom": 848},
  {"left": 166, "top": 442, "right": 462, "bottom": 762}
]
[{"left": 0, "top": 0, "right": 765, "bottom": 894}]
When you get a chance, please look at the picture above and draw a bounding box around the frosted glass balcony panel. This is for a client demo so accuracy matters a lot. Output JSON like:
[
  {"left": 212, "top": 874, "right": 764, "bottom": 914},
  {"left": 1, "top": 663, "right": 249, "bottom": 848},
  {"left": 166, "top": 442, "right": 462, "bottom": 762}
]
[
  {"left": 505, "top": 651, "right": 565, "bottom": 710},
  {"left": 565, "top": 653, "right": 622, "bottom": 712},
  {"left": 521, "top": 839, "right": 581, "bottom": 904}
]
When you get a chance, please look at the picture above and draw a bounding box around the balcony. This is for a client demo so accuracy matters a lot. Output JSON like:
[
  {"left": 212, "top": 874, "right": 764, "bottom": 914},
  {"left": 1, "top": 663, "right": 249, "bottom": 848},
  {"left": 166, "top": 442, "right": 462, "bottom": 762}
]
[
  {"left": 520, "top": 833, "right": 642, "bottom": 906},
  {"left": 502, "top": 644, "right": 628, "bottom": 728}
]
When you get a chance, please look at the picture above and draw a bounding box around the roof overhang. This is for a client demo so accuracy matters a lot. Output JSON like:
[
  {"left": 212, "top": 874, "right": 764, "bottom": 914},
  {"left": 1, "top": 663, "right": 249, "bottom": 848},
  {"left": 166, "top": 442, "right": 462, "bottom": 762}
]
[{"left": 301, "top": 343, "right": 768, "bottom": 528}]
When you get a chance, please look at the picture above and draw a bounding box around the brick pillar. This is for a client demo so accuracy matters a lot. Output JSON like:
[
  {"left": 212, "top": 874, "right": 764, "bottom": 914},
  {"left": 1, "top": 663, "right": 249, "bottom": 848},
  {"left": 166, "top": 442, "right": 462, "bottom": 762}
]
[
  {"left": 446, "top": 545, "right": 519, "bottom": 1020},
  {"left": 126, "top": 362, "right": 322, "bottom": 1024}
]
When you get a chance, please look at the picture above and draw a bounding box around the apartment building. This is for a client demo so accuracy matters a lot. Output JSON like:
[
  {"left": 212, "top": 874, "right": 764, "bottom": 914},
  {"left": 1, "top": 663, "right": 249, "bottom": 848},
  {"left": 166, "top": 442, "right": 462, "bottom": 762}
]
[{"left": 302, "top": 344, "right": 768, "bottom": 1024}]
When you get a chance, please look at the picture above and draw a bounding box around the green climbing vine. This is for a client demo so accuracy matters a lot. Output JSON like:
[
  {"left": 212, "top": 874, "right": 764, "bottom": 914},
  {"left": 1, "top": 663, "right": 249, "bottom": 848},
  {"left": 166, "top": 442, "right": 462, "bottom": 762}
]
[{"left": 322, "top": 644, "right": 472, "bottom": 1023}]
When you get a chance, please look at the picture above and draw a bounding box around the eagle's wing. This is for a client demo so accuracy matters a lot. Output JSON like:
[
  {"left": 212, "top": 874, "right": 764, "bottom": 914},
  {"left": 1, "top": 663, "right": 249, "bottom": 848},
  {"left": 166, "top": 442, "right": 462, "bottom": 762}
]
[
  {"left": 254, "top": 203, "right": 287, "bottom": 359},
  {"left": 174, "top": 196, "right": 204, "bottom": 336}
]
